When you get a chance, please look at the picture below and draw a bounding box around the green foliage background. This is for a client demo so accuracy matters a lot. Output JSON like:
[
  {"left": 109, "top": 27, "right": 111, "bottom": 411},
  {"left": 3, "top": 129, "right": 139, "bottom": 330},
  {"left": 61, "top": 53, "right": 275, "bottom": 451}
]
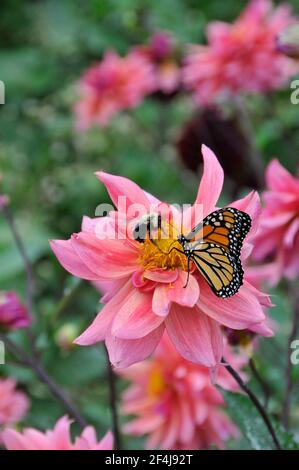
[{"left": 0, "top": 0, "right": 299, "bottom": 449}]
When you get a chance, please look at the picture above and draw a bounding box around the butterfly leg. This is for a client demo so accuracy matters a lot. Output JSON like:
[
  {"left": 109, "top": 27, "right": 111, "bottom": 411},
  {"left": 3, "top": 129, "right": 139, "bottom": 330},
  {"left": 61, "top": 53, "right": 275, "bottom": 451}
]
[{"left": 183, "top": 257, "right": 191, "bottom": 288}]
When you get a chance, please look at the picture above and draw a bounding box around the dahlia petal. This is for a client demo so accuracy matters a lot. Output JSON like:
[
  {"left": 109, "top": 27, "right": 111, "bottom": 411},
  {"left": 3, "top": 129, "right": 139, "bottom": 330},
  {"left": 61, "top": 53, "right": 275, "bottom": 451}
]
[
  {"left": 96, "top": 431, "right": 114, "bottom": 450},
  {"left": 96, "top": 171, "right": 151, "bottom": 213},
  {"left": 106, "top": 324, "right": 165, "bottom": 368},
  {"left": 1, "top": 429, "right": 32, "bottom": 450},
  {"left": 152, "top": 285, "right": 171, "bottom": 317},
  {"left": 111, "top": 289, "right": 164, "bottom": 339},
  {"left": 165, "top": 304, "right": 223, "bottom": 367},
  {"left": 50, "top": 239, "right": 99, "bottom": 280},
  {"left": 249, "top": 321, "right": 274, "bottom": 337},
  {"left": 168, "top": 271, "right": 200, "bottom": 308},
  {"left": 75, "top": 281, "right": 131, "bottom": 345},
  {"left": 284, "top": 218, "right": 299, "bottom": 247},
  {"left": 144, "top": 269, "right": 179, "bottom": 283},
  {"left": 183, "top": 145, "right": 224, "bottom": 226},
  {"left": 198, "top": 281, "right": 265, "bottom": 329},
  {"left": 230, "top": 190, "right": 261, "bottom": 240},
  {"left": 178, "top": 400, "right": 195, "bottom": 444},
  {"left": 71, "top": 232, "right": 138, "bottom": 279},
  {"left": 266, "top": 159, "right": 299, "bottom": 193},
  {"left": 123, "top": 415, "right": 164, "bottom": 434},
  {"left": 242, "top": 279, "right": 273, "bottom": 308}
]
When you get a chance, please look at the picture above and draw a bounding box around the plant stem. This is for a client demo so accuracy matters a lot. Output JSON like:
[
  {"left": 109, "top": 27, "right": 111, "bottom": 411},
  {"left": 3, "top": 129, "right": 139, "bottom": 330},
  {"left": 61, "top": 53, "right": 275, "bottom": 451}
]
[
  {"left": 282, "top": 291, "right": 299, "bottom": 429},
  {"left": 104, "top": 346, "right": 121, "bottom": 450},
  {"left": 222, "top": 358, "right": 281, "bottom": 450},
  {"left": 0, "top": 333, "right": 88, "bottom": 429},
  {"left": 51, "top": 279, "right": 83, "bottom": 324},
  {"left": 1, "top": 205, "right": 34, "bottom": 313},
  {"left": 1, "top": 204, "right": 88, "bottom": 429},
  {"left": 249, "top": 358, "right": 271, "bottom": 409}
]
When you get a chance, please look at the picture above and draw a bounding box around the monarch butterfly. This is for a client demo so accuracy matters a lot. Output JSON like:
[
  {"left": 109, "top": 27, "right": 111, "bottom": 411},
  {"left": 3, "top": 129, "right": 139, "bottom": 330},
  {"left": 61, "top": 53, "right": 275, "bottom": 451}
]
[
  {"left": 176, "top": 207, "right": 251, "bottom": 298},
  {"left": 134, "top": 207, "right": 251, "bottom": 298}
]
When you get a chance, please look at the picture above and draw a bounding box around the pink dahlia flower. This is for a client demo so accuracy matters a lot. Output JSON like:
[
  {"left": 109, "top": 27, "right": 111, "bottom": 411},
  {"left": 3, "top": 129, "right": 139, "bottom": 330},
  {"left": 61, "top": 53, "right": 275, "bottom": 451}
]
[
  {"left": 0, "top": 378, "right": 29, "bottom": 427},
  {"left": 252, "top": 159, "right": 299, "bottom": 285},
  {"left": 0, "top": 291, "right": 31, "bottom": 331},
  {"left": 51, "top": 145, "right": 273, "bottom": 369},
  {"left": 1, "top": 415, "right": 113, "bottom": 450},
  {"left": 75, "top": 50, "right": 156, "bottom": 129},
  {"left": 134, "top": 31, "right": 181, "bottom": 95},
  {"left": 119, "top": 334, "right": 242, "bottom": 449},
  {"left": 183, "top": 0, "right": 298, "bottom": 105}
]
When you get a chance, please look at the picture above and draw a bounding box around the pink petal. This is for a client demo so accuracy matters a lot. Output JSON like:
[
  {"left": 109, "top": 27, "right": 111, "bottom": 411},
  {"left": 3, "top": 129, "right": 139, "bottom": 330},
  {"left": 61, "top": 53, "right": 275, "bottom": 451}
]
[
  {"left": 266, "top": 159, "right": 299, "bottom": 193},
  {"left": 249, "top": 321, "right": 274, "bottom": 337},
  {"left": 50, "top": 239, "right": 100, "bottom": 280},
  {"left": 106, "top": 324, "right": 165, "bottom": 368},
  {"left": 71, "top": 232, "right": 138, "bottom": 279},
  {"left": 243, "top": 280, "right": 273, "bottom": 308},
  {"left": 152, "top": 285, "right": 172, "bottom": 317},
  {"left": 75, "top": 281, "right": 131, "bottom": 345},
  {"left": 178, "top": 400, "right": 195, "bottom": 444},
  {"left": 284, "top": 217, "right": 299, "bottom": 247},
  {"left": 230, "top": 190, "right": 261, "bottom": 240},
  {"left": 1, "top": 429, "right": 28, "bottom": 450},
  {"left": 52, "top": 416, "right": 73, "bottom": 449},
  {"left": 124, "top": 415, "right": 164, "bottom": 434},
  {"left": 144, "top": 269, "right": 179, "bottom": 283},
  {"left": 193, "top": 145, "right": 224, "bottom": 217},
  {"left": 168, "top": 271, "right": 200, "bottom": 307},
  {"left": 93, "top": 278, "right": 125, "bottom": 303},
  {"left": 111, "top": 289, "right": 164, "bottom": 339},
  {"left": 97, "top": 431, "right": 114, "bottom": 450},
  {"left": 165, "top": 304, "right": 223, "bottom": 367},
  {"left": 198, "top": 281, "right": 265, "bottom": 329},
  {"left": 96, "top": 171, "right": 151, "bottom": 213},
  {"left": 183, "top": 145, "right": 224, "bottom": 227}
]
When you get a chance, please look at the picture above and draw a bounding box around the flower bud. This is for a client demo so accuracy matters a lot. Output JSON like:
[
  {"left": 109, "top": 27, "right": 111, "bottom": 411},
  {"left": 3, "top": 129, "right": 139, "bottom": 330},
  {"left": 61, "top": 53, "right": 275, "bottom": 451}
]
[{"left": 0, "top": 291, "right": 31, "bottom": 331}]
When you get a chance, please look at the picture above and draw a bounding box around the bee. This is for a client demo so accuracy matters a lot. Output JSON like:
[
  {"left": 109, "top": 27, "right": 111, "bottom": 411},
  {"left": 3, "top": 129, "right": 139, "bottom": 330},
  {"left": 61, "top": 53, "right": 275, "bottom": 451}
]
[{"left": 133, "top": 213, "right": 162, "bottom": 243}]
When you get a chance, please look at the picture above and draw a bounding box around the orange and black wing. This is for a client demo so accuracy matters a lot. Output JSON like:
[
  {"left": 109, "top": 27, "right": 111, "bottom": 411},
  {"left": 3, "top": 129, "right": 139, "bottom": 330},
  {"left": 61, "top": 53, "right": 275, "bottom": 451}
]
[
  {"left": 188, "top": 241, "right": 244, "bottom": 297},
  {"left": 185, "top": 207, "right": 251, "bottom": 258},
  {"left": 184, "top": 208, "right": 251, "bottom": 297}
]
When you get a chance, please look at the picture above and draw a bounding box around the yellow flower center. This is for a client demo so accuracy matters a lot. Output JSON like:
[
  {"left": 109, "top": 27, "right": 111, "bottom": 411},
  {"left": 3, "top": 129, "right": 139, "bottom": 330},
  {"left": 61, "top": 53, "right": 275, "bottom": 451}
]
[
  {"left": 148, "top": 367, "right": 166, "bottom": 396},
  {"left": 139, "top": 236, "right": 188, "bottom": 271}
]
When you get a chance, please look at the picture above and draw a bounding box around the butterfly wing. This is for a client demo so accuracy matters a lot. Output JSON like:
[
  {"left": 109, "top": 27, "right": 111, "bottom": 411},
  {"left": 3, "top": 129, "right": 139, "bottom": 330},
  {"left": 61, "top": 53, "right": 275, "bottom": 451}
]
[
  {"left": 201, "top": 207, "right": 251, "bottom": 258},
  {"left": 188, "top": 242, "right": 244, "bottom": 297},
  {"left": 183, "top": 208, "right": 251, "bottom": 297}
]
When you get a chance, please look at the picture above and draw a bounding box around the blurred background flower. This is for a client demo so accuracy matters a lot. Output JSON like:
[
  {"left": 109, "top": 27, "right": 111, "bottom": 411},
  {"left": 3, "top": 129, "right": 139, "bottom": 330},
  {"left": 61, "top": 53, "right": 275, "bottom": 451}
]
[
  {"left": 75, "top": 50, "right": 156, "bottom": 129},
  {"left": 253, "top": 159, "right": 299, "bottom": 285},
  {"left": 133, "top": 31, "right": 182, "bottom": 96},
  {"left": 0, "top": 378, "right": 29, "bottom": 428},
  {"left": 119, "top": 334, "right": 244, "bottom": 449},
  {"left": 183, "top": 0, "right": 298, "bottom": 105},
  {"left": 0, "top": 291, "right": 31, "bottom": 331},
  {"left": 1, "top": 415, "right": 113, "bottom": 450}
]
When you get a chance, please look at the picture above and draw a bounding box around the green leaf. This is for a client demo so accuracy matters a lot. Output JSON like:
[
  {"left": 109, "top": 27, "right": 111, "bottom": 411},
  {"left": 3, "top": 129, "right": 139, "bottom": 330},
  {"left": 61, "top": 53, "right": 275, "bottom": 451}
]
[
  {"left": 0, "top": 217, "right": 53, "bottom": 284},
  {"left": 223, "top": 390, "right": 298, "bottom": 450}
]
